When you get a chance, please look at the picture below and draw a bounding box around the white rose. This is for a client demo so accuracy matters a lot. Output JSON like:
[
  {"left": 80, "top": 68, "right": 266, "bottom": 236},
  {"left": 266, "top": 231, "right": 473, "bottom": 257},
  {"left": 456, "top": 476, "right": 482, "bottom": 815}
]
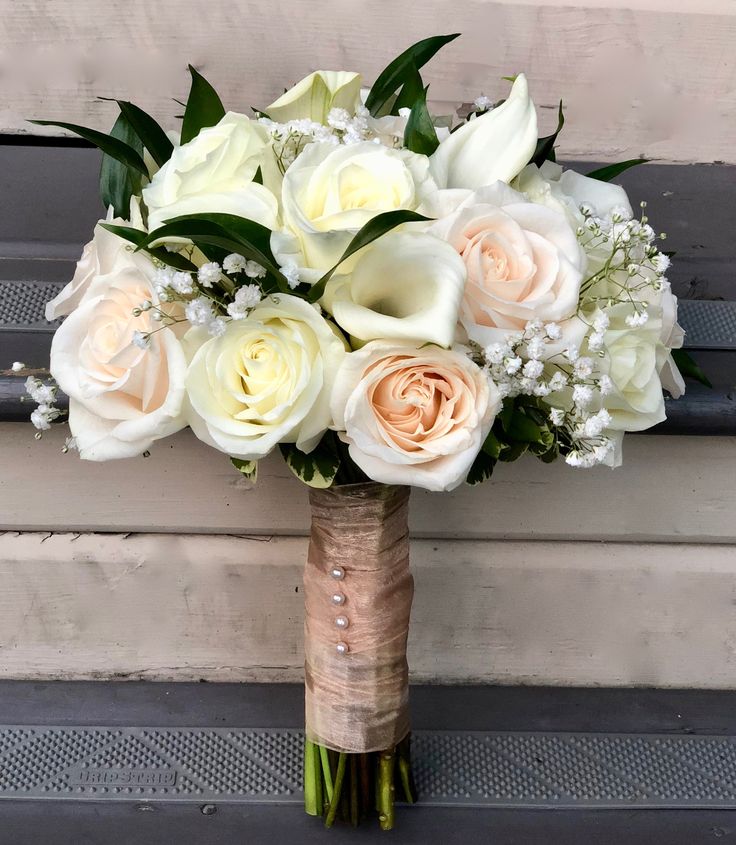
[
  {"left": 266, "top": 71, "right": 362, "bottom": 123},
  {"left": 272, "top": 140, "right": 439, "bottom": 283},
  {"left": 599, "top": 304, "right": 666, "bottom": 431},
  {"left": 46, "top": 199, "right": 145, "bottom": 321},
  {"left": 184, "top": 294, "right": 346, "bottom": 459},
  {"left": 322, "top": 231, "right": 467, "bottom": 348},
  {"left": 514, "top": 161, "right": 633, "bottom": 227},
  {"left": 331, "top": 340, "right": 502, "bottom": 492},
  {"left": 142, "top": 112, "right": 279, "bottom": 233},
  {"left": 49, "top": 251, "right": 187, "bottom": 460},
  {"left": 429, "top": 181, "right": 586, "bottom": 348},
  {"left": 365, "top": 109, "right": 411, "bottom": 147},
  {"left": 430, "top": 74, "right": 537, "bottom": 190},
  {"left": 658, "top": 286, "right": 685, "bottom": 398}
]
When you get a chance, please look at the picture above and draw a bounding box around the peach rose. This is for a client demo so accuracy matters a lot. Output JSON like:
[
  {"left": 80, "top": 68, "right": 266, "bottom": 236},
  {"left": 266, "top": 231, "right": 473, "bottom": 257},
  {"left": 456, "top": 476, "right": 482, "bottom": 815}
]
[
  {"left": 331, "top": 341, "right": 501, "bottom": 492},
  {"left": 49, "top": 250, "right": 187, "bottom": 460},
  {"left": 430, "top": 182, "right": 586, "bottom": 348}
]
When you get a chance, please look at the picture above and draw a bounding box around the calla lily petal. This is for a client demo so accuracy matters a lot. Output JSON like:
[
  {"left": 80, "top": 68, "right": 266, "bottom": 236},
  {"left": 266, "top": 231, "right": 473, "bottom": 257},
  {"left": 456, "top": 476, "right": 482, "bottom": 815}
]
[
  {"left": 266, "top": 71, "right": 362, "bottom": 123},
  {"left": 323, "top": 231, "right": 467, "bottom": 348},
  {"left": 430, "top": 74, "right": 538, "bottom": 190}
]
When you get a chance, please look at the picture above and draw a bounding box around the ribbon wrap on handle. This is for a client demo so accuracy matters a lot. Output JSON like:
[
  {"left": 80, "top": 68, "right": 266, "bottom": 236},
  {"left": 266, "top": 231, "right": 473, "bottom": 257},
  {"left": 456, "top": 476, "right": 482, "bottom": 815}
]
[{"left": 304, "top": 482, "right": 413, "bottom": 754}]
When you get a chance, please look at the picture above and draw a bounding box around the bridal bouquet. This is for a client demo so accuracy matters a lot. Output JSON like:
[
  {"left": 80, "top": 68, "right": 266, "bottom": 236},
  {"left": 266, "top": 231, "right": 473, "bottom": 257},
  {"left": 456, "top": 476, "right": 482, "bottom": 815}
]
[{"left": 22, "top": 34, "right": 698, "bottom": 829}]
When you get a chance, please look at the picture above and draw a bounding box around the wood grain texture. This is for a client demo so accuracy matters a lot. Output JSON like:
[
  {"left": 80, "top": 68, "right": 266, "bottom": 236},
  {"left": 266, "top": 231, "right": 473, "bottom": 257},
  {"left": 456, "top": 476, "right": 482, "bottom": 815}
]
[
  {"left": 1, "top": 531, "right": 735, "bottom": 686},
  {"left": 1, "top": 423, "right": 735, "bottom": 542},
  {"left": 0, "top": 1, "right": 733, "bottom": 163}
]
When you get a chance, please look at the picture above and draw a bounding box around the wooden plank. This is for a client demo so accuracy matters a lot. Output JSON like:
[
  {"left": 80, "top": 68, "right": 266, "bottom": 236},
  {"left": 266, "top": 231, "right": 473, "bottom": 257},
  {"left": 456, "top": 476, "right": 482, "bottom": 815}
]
[
  {"left": 0, "top": 1, "right": 734, "bottom": 163},
  {"left": 1, "top": 423, "right": 735, "bottom": 542},
  {"left": 1, "top": 531, "right": 735, "bottom": 687}
]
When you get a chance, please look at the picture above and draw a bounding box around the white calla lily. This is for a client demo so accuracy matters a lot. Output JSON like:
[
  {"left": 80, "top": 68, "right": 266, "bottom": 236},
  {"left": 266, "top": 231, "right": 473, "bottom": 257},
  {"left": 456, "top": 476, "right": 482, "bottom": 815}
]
[
  {"left": 322, "top": 231, "right": 467, "bottom": 348},
  {"left": 430, "top": 74, "right": 538, "bottom": 190},
  {"left": 266, "top": 71, "right": 362, "bottom": 123}
]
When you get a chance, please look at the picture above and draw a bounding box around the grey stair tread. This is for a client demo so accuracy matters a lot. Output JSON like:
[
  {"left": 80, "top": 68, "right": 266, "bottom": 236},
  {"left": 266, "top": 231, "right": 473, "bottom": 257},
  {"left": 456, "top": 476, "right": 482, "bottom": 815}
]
[
  {"left": 3, "top": 724, "right": 736, "bottom": 809},
  {"left": 2, "top": 685, "right": 736, "bottom": 812}
]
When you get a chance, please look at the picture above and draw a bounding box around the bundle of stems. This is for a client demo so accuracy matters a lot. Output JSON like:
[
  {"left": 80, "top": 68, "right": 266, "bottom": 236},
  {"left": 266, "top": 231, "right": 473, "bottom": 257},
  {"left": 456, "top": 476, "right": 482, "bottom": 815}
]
[{"left": 304, "top": 735, "right": 416, "bottom": 830}]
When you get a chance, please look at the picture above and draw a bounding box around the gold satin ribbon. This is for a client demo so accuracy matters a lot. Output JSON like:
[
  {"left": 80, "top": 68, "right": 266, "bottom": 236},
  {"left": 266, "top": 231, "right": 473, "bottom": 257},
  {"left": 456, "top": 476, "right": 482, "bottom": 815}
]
[{"left": 304, "top": 483, "right": 413, "bottom": 753}]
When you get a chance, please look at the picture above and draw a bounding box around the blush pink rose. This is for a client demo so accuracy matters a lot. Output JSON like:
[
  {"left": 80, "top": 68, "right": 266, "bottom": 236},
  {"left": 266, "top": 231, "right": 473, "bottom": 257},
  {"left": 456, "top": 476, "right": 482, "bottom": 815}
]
[
  {"left": 430, "top": 182, "right": 586, "bottom": 348},
  {"left": 331, "top": 340, "right": 501, "bottom": 491},
  {"left": 49, "top": 250, "right": 188, "bottom": 460}
]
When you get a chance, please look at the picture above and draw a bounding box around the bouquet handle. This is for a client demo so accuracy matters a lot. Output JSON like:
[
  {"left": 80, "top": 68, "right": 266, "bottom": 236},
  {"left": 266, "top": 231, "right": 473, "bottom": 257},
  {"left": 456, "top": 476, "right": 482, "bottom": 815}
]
[{"left": 303, "top": 483, "right": 414, "bottom": 828}]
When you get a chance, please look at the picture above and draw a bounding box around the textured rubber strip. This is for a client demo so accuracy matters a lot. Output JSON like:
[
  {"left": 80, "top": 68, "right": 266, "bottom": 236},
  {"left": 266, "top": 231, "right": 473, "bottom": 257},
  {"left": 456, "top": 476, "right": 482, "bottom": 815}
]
[{"left": 2, "top": 727, "right": 736, "bottom": 808}]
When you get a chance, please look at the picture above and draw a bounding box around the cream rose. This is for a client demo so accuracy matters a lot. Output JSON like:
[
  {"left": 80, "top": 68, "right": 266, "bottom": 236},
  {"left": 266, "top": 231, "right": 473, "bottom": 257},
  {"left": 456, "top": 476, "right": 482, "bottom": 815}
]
[
  {"left": 272, "top": 140, "right": 439, "bottom": 283},
  {"left": 331, "top": 341, "right": 501, "bottom": 491},
  {"left": 429, "top": 182, "right": 586, "bottom": 347},
  {"left": 46, "top": 200, "right": 145, "bottom": 321},
  {"left": 515, "top": 161, "right": 633, "bottom": 222},
  {"left": 658, "top": 287, "right": 685, "bottom": 398},
  {"left": 49, "top": 251, "right": 187, "bottom": 461},
  {"left": 322, "top": 231, "right": 467, "bottom": 348},
  {"left": 142, "top": 112, "right": 279, "bottom": 233},
  {"left": 266, "top": 71, "right": 362, "bottom": 123},
  {"left": 599, "top": 305, "right": 666, "bottom": 432},
  {"left": 430, "top": 74, "right": 537, "bottom": 190},
  {"left": 184, "top": 295, "right": 346, "bottom": 460}
]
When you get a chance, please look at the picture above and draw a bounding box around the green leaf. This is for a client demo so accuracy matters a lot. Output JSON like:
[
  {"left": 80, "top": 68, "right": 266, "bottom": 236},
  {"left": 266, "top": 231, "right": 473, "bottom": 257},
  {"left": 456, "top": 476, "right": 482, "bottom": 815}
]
[
  {"left": 100, "top": 223, "right": 198, "bottom": 272},
  {"left": 98, "top": 113, "right": 144, "bottom": 218},
  {"left": 115, "top": 100, "right": 174, "bottom": 167},
  {"left": 141, "top": 214, "right": 287, "bottom": 288},
  {"left": 534, "top": 443, "right": 559, "bottom": 464},
  {"left": 230, "top": 458, "right": 258, "bottom": 482},
  {"left": 466, "top": 449, "right": 496, "bottom": 486},
  {"left": 586, "top": 159, "right": 648, "bottom": 182},
  {"left": 499, "top": 441, "right": 528, "bottom": 462},
  {"left": 99, "top": 223, "right": 146, "bottom": 247},
  {"left": 365, "top": 33, "right": 460, "bottom": 116},
  {"left": 671, "top": 348, "right": 712, "bottom": 389},
  {"left": 392, "top": 61, "right": 425, "bottom": 113},
  {"left": 252, "top": 165, "right": 263, "bottom": 185},
  {"left": 279, "top": 440, "right": 340, "bottom": 488},
  {"left": 531, "top": 100, "right": 564, "bottom": 167},
  {"left": 403, "top": 86, "right": 440, "bottom": 156},
  {"left": 481, "top": 429, "right": 504, "bottom": 460},
  {"left": 507, "top": 410, "right": 544, "bottom": 444},
  {"left": 307, "top": 209, "right": 432, "bottom": 303},
  {"left": 30, "top": 119, "right": 148, "bottom": 177},
  {"left": 180, "top": 65, "right": 226, "bottom": 144},
  {"left": 498, "top": 399, "right": 515, "bottom": 433}
]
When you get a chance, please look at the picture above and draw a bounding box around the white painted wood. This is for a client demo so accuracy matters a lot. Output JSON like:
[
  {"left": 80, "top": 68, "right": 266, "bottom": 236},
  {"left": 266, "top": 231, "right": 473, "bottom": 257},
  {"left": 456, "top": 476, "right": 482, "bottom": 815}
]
[
  {"left": 0, "top": 0, "right": 733, "bottom": 163},
  {"left": 1, "top": 423, "right": 734, "bottom": 543},
  {"left": 1, "top": 531, "right": 734, "bottom": 687}
]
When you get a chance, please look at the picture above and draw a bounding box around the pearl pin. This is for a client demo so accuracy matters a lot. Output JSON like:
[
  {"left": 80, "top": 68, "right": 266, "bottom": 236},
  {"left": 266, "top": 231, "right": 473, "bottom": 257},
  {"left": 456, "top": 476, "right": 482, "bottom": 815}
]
[
  {"left": 335, "top": 615, "right": 349, "bottom": 630},
  {"left": 331, "top": 592, "right": 346, "bottom": 606},
  {"left": 330, "top": 566, "right": 345, "bottom": 580},
  {"left": 336, "top": 641, "right": 349, "bottom": 655}
]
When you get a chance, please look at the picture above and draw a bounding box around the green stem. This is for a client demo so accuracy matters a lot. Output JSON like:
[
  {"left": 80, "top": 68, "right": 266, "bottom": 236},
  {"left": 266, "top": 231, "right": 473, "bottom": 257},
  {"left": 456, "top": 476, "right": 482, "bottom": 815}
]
[
  {"left": 324, "top": 752, "right": 347, "bottom": 829},
  {"left": 314, "top": 742, "right": 324, "bottom": 816},
  {"left": 319, "top": 744, "right": 334, "bottom": 803},
  {"left": 398, "top": 739, "right": 416, "bottom": 804},
  {"left": 350, "top": 755, "right": 359, "bottom": 827},
  {"left": 377, "top": 749, "right": 396, "bottom": 831},
  {"left": 359, "top": 753, "right": 371, "bottom": 819},
  {"left": 304, "top": 740, "right": 319, "bottom": 816}
]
